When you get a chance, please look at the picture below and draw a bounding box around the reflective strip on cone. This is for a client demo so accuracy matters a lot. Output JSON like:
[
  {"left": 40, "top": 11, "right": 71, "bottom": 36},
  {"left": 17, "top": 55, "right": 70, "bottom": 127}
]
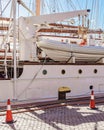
[
  {"left": 7, "top": 105, "right": 11, "bottom": 110},
  {"left": 91, "top": 95, "right": 94, "bottom": 100}
]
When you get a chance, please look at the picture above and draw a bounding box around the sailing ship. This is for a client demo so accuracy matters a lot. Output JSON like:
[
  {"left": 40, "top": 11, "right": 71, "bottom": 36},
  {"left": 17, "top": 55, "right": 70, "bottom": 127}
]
[{"left": 0, "top": 0, "right": 104, "bottom": 105}]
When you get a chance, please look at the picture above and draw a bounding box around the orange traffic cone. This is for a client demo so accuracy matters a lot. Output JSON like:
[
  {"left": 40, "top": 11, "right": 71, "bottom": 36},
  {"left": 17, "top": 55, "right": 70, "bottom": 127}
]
[
  {"left": 5, "top": 99, "right": 15, "bottom": 124},
  {"left": 89, "top": 90, "right": 97, "bottom": 109}
]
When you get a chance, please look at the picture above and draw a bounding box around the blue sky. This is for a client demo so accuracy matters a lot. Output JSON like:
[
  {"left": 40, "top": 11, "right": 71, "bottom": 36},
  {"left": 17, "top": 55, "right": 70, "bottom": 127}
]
[{"left": 1, "top": 0, "right": 104, "bottom": 29}]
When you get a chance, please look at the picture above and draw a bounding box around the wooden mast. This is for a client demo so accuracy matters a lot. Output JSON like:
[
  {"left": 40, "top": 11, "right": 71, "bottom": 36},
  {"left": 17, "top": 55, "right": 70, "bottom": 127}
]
[{"left": 36, "top": 0, "right": 40, "bottom": 16}]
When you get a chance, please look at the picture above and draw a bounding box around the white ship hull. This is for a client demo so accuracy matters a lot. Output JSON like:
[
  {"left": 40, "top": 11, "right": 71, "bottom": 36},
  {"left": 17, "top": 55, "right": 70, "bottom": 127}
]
[
  {"left": 0, "top": 2, "right": 103, "bottom": 105},
  {"left": 1, "top": 63, "right": 104, "bottom": 103}
]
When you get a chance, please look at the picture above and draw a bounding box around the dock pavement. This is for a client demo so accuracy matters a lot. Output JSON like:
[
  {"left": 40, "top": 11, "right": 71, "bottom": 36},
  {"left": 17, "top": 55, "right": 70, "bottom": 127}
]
[{"left": 0, "top": 103, "right": 104, "bottom": 130}]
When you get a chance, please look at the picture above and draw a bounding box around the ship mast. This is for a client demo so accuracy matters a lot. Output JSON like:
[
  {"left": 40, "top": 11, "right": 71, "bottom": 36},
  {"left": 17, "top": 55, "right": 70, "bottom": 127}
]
[
  {"left": 36, "top": 0, "right": 40, "bottom": 16},
  {"left": 12, "top": 0, "right": 17, "bottom": 100}
]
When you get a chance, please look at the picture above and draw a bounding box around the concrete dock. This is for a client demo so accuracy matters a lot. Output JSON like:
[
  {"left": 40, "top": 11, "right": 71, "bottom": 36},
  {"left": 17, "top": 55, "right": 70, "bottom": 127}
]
[{"left": 0, "top": 103, "right": 104, "bottom": 130}]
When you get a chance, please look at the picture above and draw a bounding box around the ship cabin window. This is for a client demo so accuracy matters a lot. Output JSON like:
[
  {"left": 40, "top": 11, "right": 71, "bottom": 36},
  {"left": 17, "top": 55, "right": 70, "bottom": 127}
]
[
  {"left": 0, "top": 67, "right": 23, "bottom": 79},
  {"left": 94, "top": 69, "right": 97, "bottom": 74},
  {"left": 78, "top": 69, "right": 82, "bottom": 74},
  {"left": 70, "top": 41, "right": 77, "bottom": 44},
  {"left": 66, "top": 39, "right": 68, "bottom": 43},
  {"left": 7, "top": 67, "right": 23, "bottom": 78},
  {"left": 42, "top": 69, "right": 47, "bottom": 75},
  {"left": 61, "top": 69, "right": 66, "bottom": 74}
]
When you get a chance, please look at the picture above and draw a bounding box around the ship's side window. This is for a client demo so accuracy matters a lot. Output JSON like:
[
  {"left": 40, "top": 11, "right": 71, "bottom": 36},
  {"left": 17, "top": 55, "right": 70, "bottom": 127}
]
[
  {"left": 7, "top": 67, "right": 23, "bottom": 78},
  {"left": 94, "top": 69, "right": 97, "bottom": 74},
  {"left": 42, "top": 70, "right": 47, "bottom": 75},
  {"left": 78, "top": 69, "right": 82, "bottom": 74},
  {"left": 61, "top": 69, "right": 66, "bottom": 74}
]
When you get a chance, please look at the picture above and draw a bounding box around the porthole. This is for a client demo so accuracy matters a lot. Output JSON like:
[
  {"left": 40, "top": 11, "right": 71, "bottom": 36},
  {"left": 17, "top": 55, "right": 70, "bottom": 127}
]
[
  {"left": 94, "top": 69, "right": 97, "bottom": 74},
  {"left": 89, "top": 85, "right": 93, "bottom": 90},
  {"left": 42, "top": 70, "right": 47, "bottom": 75},
  {"left": 61, "top": 69, "right": 66, "bottom": 74},
  {"left": 78, "top": 69, "right": 82, "bottom": 74}
]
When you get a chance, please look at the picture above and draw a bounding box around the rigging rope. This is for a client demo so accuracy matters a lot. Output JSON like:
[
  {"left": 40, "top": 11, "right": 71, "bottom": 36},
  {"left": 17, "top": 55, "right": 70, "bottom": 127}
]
[
  {"left": 0, "top": 0, "right": 2, "bottom": 15},
  {"left": 1, "top": 0, "right": 11, "bottom": 14},
  {"left": 77, "top": 0, "right": 82, "bottom": 10},
  {"left": 58, "top": 0, "right": 64, "bottom": 12},
  {"left": 68, "top": 0, "right": 76, "bottom": 10}
]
